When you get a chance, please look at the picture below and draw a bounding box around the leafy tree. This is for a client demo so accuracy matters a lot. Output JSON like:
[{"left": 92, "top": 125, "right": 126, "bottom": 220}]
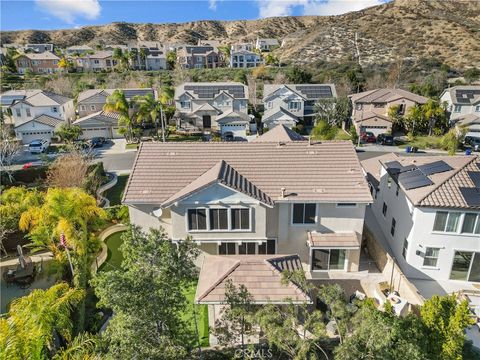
[
  {"left": 423, "top": 99, "right": 448, "bottom": 135},
  {"left": 103, "top": 90, "right": 135, "bottom": 141},
  {"left": 387, "top": 104, "right": 403, "bottom": 128},
  {"left": 420, "top": 295, "right": 475, "bottom": 360},
  {"left": 58, "top": 57, "right": 74, "bottom": 72},
  {"left": 0, "top": 124, "right": 22, "bottom": 182},
  {"left": 134, "top": 92, "right": 166, "bottom": 142},
  {"left": 0, "top": 283, "right": 85, "bottom": 359},
  {"left": 311, "top": 119, "right": 338, "bottom": 140},
  {"left": 346, "top": 64, "right": 366, "bottom": 93},
  {"left": 314, "top": 96, "right": 351, "bottom": 127},
  {"left": 464, "top": 67, "right": 480, "bottom": 84},
  {"left": 234, "top": 70, "right": 248, "bottom": 85},
  {"left": 286, "top": 67, "right": 312, "bottom": 83},
  {"left": 166, "top": 50, "right": 177, "bottom": 69},
  {"left": 52, "top": 332, "right": 101, "bottom": 360},
  {"left": 19, "top": 188, "right": 106, "bottom": 330},
  {"left": 55, "top": 123, "right": 83, "bottom": 143},
  {"left": 264, "top": 53, "right": 279, "bottom": 66},
  {"left": 91, "top": 226, "right": 200, "bottom": 359},
  {"left": 213, "top": 280, "right": 256, "bottom": 354},
  {"left": 403, "top": 104, "right": 428, "bottom": 135},
  {"left": 217, "top": 45, "right": 231, "bottom": 62},
  {"left": 2, "top": 47, "right": 19, "bottom": 73}
]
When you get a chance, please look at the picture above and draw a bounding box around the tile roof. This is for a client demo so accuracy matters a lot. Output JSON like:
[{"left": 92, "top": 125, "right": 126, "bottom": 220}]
[
  {"left": 307, "top": 231, "right": 361, "bottom": 248},
  {"left": 161, "top": 160, "right": 274, "bottom": 207},
  {"left": 216, "top": 111, "right": 250, "bottom": 123},
  {"left": 353, "top": 111, "right": 392, "bottom": 123},
  {"left": 195, "top": 254, "right": 311, "bottom": 304},
  {"left": 455, "top": 113, "right": 480, "bottom": 126},
  {"left": 73, "top": 111, "right": 120, "bottom": 127},
  {"left": 77, "top": 88, "right": 155, "bottom": 103},
  {"left": 123, "top": 141, "right": 372, "bottom": 205},
  {"left": 443, "top": 86, "right": 480, "bottom": 105},
  {"left": 349, "top": 88, "right": 428, "bottom": 104},
  {"left": 20, "top": 51, "right": 59, "bottom": 60},
  {"left": 15, "top": 114, "right": 63, "bottom": 129},
  {"left": 361, "top": 153, "right": 480, "bottom": 209},
  {"left": 11, "top": 90, "right": 72, "bottom": 107},
  {"left": 253, "top": 124, "right": 306, "bottom": 142},
  {"left": 82, "top": 50, "right": 113, "bottom": 59}
]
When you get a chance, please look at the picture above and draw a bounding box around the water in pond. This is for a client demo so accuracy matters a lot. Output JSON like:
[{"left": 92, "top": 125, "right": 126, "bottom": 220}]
[{"left": 0, "top": 257, "right": 59, "bottom": 313}]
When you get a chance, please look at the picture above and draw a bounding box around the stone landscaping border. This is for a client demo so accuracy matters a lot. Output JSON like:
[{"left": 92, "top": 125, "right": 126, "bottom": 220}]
[
  {"left": 96, "top": 172, "right": 118, "bottom": 208},
  {"left": 91, "top": 224, "right": 128, "bottom": 273}
]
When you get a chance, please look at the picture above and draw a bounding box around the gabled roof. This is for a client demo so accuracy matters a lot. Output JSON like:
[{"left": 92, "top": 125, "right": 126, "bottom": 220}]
[
  {"left": 256, "top": 38, "right": 279, "bottom": 46},
  {"left": 354, "top": 111, "right": 392, "bottom": 123},
  {"left": 442, "top": 86, "right": 480, "bottom": 105},
  {"left": 123, "top": 141, "right": 372, "bottom": 205},
  {"left": 77, "top": 88, "right": 155, "bottom": 103},
  {"left": 161, "top": 160, "right": 274, "bottom": 208},
  {"left": 15, "top": 114, "right": 63, "bottom": 129},
  {"left": 73, "top": 111, "right": 120, "bottom": 127},
  {"left": 81, "top": 50, "right": 113, "bottom": 59},
  {"left": 253, "top": 124, "right": 306, "bottom": 142},
  {"left": 10, "top": 90, "right": 72, "bottom": 107},
  {"left": 262, "top": 107, "right": 300, "bottom": 123},
  {"left": 18, "top": 51, "right": 59, "bottom": 61},
  {"left": 175, "top": 82, "right": 248, "bottom": 101},
  {"left": 193, "top": 102, "right": 221, "bottom": 114},
  {"left": 195, "top": 254, "right": 311, "bottom": 304},
  {"left": 66, "top": 45, "right": 93, "bottom": 51},
  {"left": 0, "top": 90, "right": 42, "bottom": 106},
  {"left": 216, "top": 111, "right": 250, "bottom": 124},
  {"left": 349, "top": 88, "right": 428, "bottom": 104},
  {"left": 454, "top": 113, "right": 480, "bottom": 126},
  {"left": 263, "top": 84, "right": 336, "bottom": 101}
]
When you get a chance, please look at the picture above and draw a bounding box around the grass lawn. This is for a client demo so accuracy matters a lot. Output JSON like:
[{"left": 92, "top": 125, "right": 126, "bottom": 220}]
[
  {"left": 167, "top": 134, "right": 203, "bottom": 142},
  {"left": 126, "top": 143, "right": 140, "bottom": 150},
  {"left": 182, "top": 282, "right": 210, "bottom": 348},
  {"left": 98, "top": 231, "right": 125, "bottom": 272},
  {"left": 334, "top": 130, "right": 352, "bottom": 140},
  {"left": 104, "top": 174, "right": 129, "bottom": 206},
  {"left": 397, "top": 136, "right": 444, "bottom": 150}
]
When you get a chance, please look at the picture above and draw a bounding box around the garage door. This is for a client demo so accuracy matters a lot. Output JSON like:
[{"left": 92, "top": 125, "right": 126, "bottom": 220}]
[
  {"left": 221, "top": 124, "right": 247, "bottom": 138},
  {"left": 360, "top": 126, "right": 388, "bottom": 137},
  {"left": 19, "top": 130, "right": 54, "bottom": 144},
  {"left": 112, "top": 127, "right": 124, "bottom": 139},
  {"left": 80, "top": 127, "right": 111, "bottom": 140}
]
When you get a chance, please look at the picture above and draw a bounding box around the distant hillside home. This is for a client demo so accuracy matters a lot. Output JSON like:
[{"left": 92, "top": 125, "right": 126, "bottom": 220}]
[
  {"left": 230, "top": 50, "right": 263, "bottom": 68},
  {"left": 262, "top": 84, "right": 337, "bottom": 129},
  {"left": 73, "top": 111, "right": 123, "bottom": 140},
  {"left": 197, "top": 39, "right": 221, "bottom": 48},
  {"left": 349, "top": 88, "right": 428, "bottom": 136},
  {"left": 65, "top": 45, "right": 94, "bottom": 56},
  {"left": 176, "top": 46, "right": 222, "bottom": 69},
  {"left": 126, "top": 41, "right": 166, "bottom": 69},
  {"left": 0, "top": 90, "right": 74, "bottom": 144},
  {"left": 145, "top": 53, "right": 167, "bottom": 70},
  {"left": 174, "top": 82, "right": 250, "bottom": 137},
  {"left": 362, "top": 153, "right": 480, "bottom": 284},
  {"left": 104, "top": 44, "right": 127, "bottom": 51},
  {"left": 255, "top": 38, "right": 279, "bottom": 52},
  {"left": 15, "top": 51, "right": 60, "bottom": 74},
  {"left": 75, "top": 51, "right": 117, "bottom": 72},
  {"left": 231, "top": 43, "right": 254, "bottom": 52},
  {"left": 24, "top": 44, "right": 54, "bottom": 53},
  {"left": 440, "top": 86, "right": 480, "bottom": 136},
  {"left": 77, "top": 88, "right": 156, "bottom": 118}
]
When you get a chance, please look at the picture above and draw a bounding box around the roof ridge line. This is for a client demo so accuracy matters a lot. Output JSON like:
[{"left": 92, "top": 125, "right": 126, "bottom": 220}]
[{"left": 197, "top": 259, "right": 241, "bottom": 302}]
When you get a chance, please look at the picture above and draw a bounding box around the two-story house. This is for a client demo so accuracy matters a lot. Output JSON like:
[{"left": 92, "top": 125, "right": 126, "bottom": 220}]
[
  {"left": 75, "top": 51, "right": 117, "bottom": 72},
  {"left": 349, "top": 88, "right": 428, "bottom": 136},
  {"left": 231, "top": 43, "right": 254, "bottom": 52},
  {"left": 123, "top": 139, "right": 371, "bottom": 277},
  {"left": 15, "top": 51, "right": 60, "bottom": 74},
  {"left": 262, "top": 84, "right": 337, "bottom": 129},
  {"left": 24, "top": 44, "right": 54, "bottom": 53},
  {"left": 174, "top": 82, "right": 250, "bottom": 138},
  {"left": 255, "top": 38, "right": 279, "bottom": 52},
  {"left": 65, "top": 45, "right": 93, "bottom": 56},
  {"left": 0, "top": 90, "right": 75, "bottom": 143},
  {"left": 440, "top": 86, "right": 480, "bottom": 136},
  {"left": 176, "top": 46, "right": 222, "bottom": 69},
  {"left": 126, "top": 41, "right": 167, "bottom": 70},
  {"left": 230, "top": 50, "right": 263, "bottom": 68},
  {"left": 362, "top": 153, "right": 480, "bottom": 285}
]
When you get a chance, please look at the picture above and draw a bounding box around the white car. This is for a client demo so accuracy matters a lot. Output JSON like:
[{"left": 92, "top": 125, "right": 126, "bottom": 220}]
[{"left": 28, "top": 139, "right": 50, "bottom": 154}]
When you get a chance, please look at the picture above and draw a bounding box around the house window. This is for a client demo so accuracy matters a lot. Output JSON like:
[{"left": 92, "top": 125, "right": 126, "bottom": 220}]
[
  {"left": 391, "top": 218, "right": 396, "bottom": 236},
  {"left": 94, "top": 60, "right": 100, "bottom": 64},
  {"left": 311, "top": 249, "right": 346, "bottom": 271},
  {"left": 461, "top": 213, "right": 480, "bottom": 234},
  {"left": 80, "top": 105, "right": 86, "bottom": 111},
  {"left": 397, "top": 104, "right": 405, "bottom": 115},
  {"left": 476, "top": 105, "right": 480, "bottom": 112},
  {"left": 15, "top": 108, "right": 21, "bottom": 117},
  {"left": 292, "top": 203, "right": 316, "bottom": 224},
  {"left": 218, "top": 242, "right": 236, "bottom": 255},
  {"left": 450, "top": 251, "right": 480, "bottom": 282},
  {"left": 267, "top": 101, "right": 273, "bottom": 109},
  {"left": 423, "top": 247, "right": 440, "bottom": 267},
  {"left": 231, "top": 209, "right": 250, "bottom": 230},
  {"left": 209, "top": 209, "right": 228, "bottom": 230},
  {"left": 52, "top": 107, "right": 58, "bottom": 113},
  {"left": 336, "top": 203, "right": 357, "bottom": 208},
  {"left": 382, "top": 202, "right": 387, "bottom": 217},
  {"left": 288, "top": 101, "right": 301, "bottom": 111},
  {"left": 25, "top": 108, "right": 31, "bottom": 117},
  {"left": 453, "top": 105, "right": 461, "bottom": 113},
  {"left": 387, "top": 176, "right": 392, "bottom": 188},
  {"left": 187, "top": 209, "right": 207, "bottom": 230},
  {"left": 239, "top": 242, "right": 256, "bottom": 254},
  {"left": 395, "top": 185, "right": 399, "bottom": 196},
  {"left": 180, "top": 101, "right": 190, "bottom": 109},
  {"left": 402, "top": 238, "right": 408, "bottom": 259},
  {"left": 90, "top": 105, "right": 96, "bottom": 111},
  {"left": 433, "top": 211, "right": 460, "bottom": 233},
  {"left": 258, "top": 240, "right": 276, "bottom": 255}
]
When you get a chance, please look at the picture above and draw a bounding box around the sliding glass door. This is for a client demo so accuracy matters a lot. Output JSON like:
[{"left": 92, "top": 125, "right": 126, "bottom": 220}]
[
  {"left": 311, "top": 249, "right": 347, "bottom": 271},
  {"left": 450, "top": 251, "right": 480, "bottom": 282}
]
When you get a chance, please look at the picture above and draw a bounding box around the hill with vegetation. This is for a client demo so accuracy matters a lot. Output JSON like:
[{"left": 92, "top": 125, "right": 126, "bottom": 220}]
[{"left": 1, "top": 0, "right": 479, "bottom": 69}]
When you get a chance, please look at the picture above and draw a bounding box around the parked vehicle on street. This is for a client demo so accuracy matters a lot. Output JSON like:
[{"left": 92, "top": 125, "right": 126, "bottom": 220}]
[
  {"left": 463, "top": 136, "right": 480, "bottom": 152},
  {"left": 360, "top": 131, "right": 376, "bottom": 143},
  {"left": 376, "top": 134, "right": 394, "bottom": 146},
  {"left": 28, "top": 139, "right": 50, "bottom": 154}
]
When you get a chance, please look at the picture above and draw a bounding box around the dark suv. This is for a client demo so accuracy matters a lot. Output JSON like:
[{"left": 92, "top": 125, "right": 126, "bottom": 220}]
[
  {"left": 376, "top": 134, "right": 394, "bottom": 146},
  {"left": 463, "top": 136, "right": 480, "bottom": 152}
]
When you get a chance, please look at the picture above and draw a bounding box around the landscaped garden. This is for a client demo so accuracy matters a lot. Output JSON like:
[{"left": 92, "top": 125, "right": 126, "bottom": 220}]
[
  {"left": 98, "top": 231, "right": 125, "bottom": 272},
  {"left": 104, "top": 174, "right": 129, "bottom": 206},
  {"left": 182, "top": 282, "right": 210, "bottom": 347}
]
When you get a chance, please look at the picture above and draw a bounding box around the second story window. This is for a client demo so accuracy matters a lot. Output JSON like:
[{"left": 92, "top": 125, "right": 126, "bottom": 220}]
[
  {"left": 52, "top": 107, "right": 58, "bottom": 113},
  {"left": 180, "top": 101, "right": 190, "bottom": 109},
  {"left": 80, "top": 105, "right": 86, "bottom": 111},
  {"left": 25, "top": 108, "right": 31, "bottom": 117},
  {"left": 231, "top": 209, "right": 250, "bottom": 230},
  {"left": 382, "top": 202, "right": 387, "bottom": 217},
  {"left": 461, "top": 213, "right": 480, "bottom": 234},
  {"left": 90, "top": 105, "right": 96, "bottom": 111},
  {"left": 391, "top": 218, "right": 396, "bottom": 236},
  {"left": 188, "top": 209, "right": 207, "bottom": 230},
  {"left": 288, "top": 101, "right": 301, "bottom": 111},
  {"left": 433, "top": 211, "right": 460, "bottom": 233},
  {"left": 15, "top": 108, "right": 21, "bottom": 117},
  {"left": 423, "top": 247, "right": 440, "bottom": 267},
  {"left": 402, "top": 238, "right": 408, "bottom": 259},
  {"left": 453, "top": 105, "right": 461, "bottom": 112},
  {"left": 210, "top": 209, "right": 228, "bottom": 230},
  {"left": 476, "top": 105, "right": 480, "bottom": 112},
  {"left": 292, "top": 203, "right": 316, "bottom": 224}
]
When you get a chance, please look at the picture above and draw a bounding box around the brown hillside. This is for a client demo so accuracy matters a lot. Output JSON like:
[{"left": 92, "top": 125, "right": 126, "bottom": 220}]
[{"left": 1, "top": 0, "right": 479, "bottom": 69}]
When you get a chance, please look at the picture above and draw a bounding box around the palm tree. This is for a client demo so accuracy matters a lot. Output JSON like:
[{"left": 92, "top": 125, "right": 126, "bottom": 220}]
[
  {"left": 0, "top": 283, "right": 85, "bottom": 359},
  {"left": 135, "top": 93, "right": 166, "bottom": 142},
  {"left": 103, "top": 90, "right": 134, "bottom": 141},
  {"left": 52, "top": 332, "right": 100, "bottom": 360},
  {"left": 19, "top": 188, "right": 106, "bottom": 330}
]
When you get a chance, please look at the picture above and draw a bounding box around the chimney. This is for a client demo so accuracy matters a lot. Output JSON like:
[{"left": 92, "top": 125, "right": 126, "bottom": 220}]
[{"left": 281, "top": 187, "right": 286, "bottom": 198}]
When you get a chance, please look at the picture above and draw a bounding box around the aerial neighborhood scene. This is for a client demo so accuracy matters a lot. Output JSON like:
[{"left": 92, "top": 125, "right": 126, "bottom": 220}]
[{"left": 1, "top": 0, "right": 480, "bottom": 359}]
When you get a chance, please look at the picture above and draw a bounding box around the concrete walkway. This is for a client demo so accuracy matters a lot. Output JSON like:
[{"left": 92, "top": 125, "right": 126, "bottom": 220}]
[{"left": 0, "top": 252, "right": 53, "bottom": 268}]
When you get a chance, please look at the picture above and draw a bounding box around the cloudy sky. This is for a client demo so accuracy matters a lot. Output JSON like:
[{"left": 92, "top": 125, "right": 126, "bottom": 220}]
[{"left": 1, "top": 0, "right": 389, "bottom": 31}]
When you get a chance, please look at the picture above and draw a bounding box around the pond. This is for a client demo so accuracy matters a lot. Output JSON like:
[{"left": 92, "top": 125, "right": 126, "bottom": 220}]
[
  {"left": 98, "top": 231, "right": 125, "bottom": 272},
  {"left": 0, "top": 256, "right": 59, "bottom": 314}
]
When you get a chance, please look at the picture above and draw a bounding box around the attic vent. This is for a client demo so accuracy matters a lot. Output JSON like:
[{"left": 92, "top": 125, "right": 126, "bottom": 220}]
[
  {"left": 166, "top": 152, "right": 177, "bottom": 156},
  {"left": 306, "top": 150, "right": 316, "bottom": 155},
  {"left": 314, "top": 188, "right": 325, "bottom": 193},
  {"left": 277, "top": 142, "right": 286, "bottom": 147},
  {"left": 142, "top": 189, "right": 151, "bottom": 194}
]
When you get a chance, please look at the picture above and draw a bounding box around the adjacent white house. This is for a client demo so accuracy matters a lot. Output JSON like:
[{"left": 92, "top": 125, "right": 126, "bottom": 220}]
[
  {"left": 262, "top": 84, "right": 337, "bottom": 129},
  {"left": 73, "top": 111, "right": 123, "bottom": 140},
  {"left": 362, "top": 153, "right": 480, "bottom": 284},
  {"left": 229, "top": 50, "right": 263, "bottom": 68},
  {"left": 255, "top": 38, "right": 279, "bottom": 52},
  {"left": 174, "top": 82, "right": 250, "bottom": 138},
  {"left": 440, "top": 86, "right": 480, "bottom": 136},
  {"left": 0, "top": 90, "right": 74, "bottom": 143}
]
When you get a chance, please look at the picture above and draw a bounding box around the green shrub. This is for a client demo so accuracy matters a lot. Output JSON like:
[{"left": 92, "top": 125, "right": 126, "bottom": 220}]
[{"left": 105, "top": 205, "right": 130, "bottom": 224}]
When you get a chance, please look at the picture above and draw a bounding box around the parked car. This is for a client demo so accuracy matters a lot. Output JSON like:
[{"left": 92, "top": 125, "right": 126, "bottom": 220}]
[
  {"left": 28, "top": 139, "right": 50, "bottom": 154},
  {"left": 89, "top": 137, "right": 106, "bottom": 148},
  {"left": 376, "top": 134, "right": 394, "bottom": 146},
  {"left": 223, "top": 132, "right": 234, "bottom": 142},
  {"left": 463, "top": 136, "right": 480, "bottom": 152},
  {"left": 360, "top": 132, "right": 376, "bottom": 143}
]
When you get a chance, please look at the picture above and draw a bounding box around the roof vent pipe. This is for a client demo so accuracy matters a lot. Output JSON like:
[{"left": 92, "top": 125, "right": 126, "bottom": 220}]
[
  {"left": 308, "top": 136, "right": 312, "bottom": 146},
  {"left": 281, "top": 187, "right": 286, "bottom": 198}
]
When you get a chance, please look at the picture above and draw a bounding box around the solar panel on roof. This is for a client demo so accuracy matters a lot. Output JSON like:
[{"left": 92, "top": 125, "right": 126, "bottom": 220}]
[
  {"left": 185, "top": 84, "right": 245, "bottom": 98},
  {"left": 385, "top": 161, "right": 402, "bottom": 170},
  {"left": 459, "top": 187, "right": 480, "bottom": 207},
  {"left": 398, "top": 169, "right": 433, "bottom": 190},
  {"left": 400, "top": 164, "right": 418, "bottom": 173},
  {"left": 296, "top": 86, "right": 333, "bottom": 99},
  {"left": 418, "top": 161, "right": 453, "bottom": 176},
  {"left": 468, "top": 171, "right": 480, "bottom": 188}
]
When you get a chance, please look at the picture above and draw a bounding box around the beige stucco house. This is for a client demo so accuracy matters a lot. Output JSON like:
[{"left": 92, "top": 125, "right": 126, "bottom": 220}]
[
  {"left": 440, "top": 86, "right": 480, "bottom": 136},
  {"left": 15, "top": 51, "right": 60, "bottom": 74},
  {"left": 349, "top": 88, "right": 428, "bottom": 136}
]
